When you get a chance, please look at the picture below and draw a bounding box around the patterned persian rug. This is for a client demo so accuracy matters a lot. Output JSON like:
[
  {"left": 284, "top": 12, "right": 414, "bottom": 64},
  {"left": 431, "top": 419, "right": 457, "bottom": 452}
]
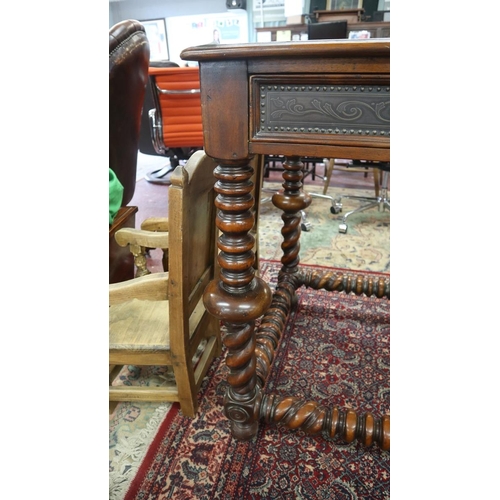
[
  {"left": 114, "top": 261, "right": 390, "bottom": 500},
  {"left": 259, "top": 182, "right": 390, "bottom": 272},
  {"left": 109, "top": 185, "right": 390, "bottom": 499}
]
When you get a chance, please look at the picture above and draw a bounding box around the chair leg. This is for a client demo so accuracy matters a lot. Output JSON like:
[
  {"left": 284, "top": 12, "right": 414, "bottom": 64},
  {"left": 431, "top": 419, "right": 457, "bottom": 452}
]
[
  {"left": 374, "top": 168, "right": 380, "bottom": 197},
  {"left": 322, "top": 158, "right": 334, "bottom": 195},
  {"left": 172, "top": 367, "right": 198, "bottom": 418},
  {"left": 109, "top": 400, "right": 119, "bottom": 414},
  {"left": 379, "top": 170, "right": 389, "bottom": 194}
]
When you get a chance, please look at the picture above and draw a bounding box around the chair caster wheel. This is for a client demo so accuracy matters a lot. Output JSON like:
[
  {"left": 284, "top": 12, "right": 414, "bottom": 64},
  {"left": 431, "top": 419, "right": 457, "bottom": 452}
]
[
  {"left": 339, "top": 223, "right": 347, "bottom": 233},
  {"left": 331, "top": 204, "right": 342, "bottom": 215},
  {"left": 301, "top": 222, "right": 311, "bottom": 232}
]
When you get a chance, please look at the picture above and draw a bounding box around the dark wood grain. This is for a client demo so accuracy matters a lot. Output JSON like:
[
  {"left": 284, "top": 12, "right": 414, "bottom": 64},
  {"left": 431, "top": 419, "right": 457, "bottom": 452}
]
[{"left": 180, "top": 39, "right": 390, "bottom": 448}]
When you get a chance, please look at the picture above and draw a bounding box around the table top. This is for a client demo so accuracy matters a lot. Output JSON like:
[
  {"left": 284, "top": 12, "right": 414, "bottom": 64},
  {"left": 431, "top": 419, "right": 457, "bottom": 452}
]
[
  {"left": 181, "top": 38, "right": 390, "bottom": 62},
  {"left": 181, "top": 39, "right": 390, "bottom": 162}
]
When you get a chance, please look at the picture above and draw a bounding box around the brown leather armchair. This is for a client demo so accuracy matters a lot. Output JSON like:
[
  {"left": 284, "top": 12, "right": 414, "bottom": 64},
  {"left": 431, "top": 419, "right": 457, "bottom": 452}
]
[{"left": 109, "top": 19, "right": 150, "bottom": 283}]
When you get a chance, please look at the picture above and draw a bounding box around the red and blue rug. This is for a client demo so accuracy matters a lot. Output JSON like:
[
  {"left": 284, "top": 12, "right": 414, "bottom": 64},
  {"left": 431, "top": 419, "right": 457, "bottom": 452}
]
[{"left": 124, "top": 261, "right": 390, "bottom": 499}]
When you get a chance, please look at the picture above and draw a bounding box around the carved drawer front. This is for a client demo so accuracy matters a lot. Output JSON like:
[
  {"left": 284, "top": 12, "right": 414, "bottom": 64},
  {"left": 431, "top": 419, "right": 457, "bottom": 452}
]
[{"left": 252, "top": 76, "right": 389, "bottom": 146}]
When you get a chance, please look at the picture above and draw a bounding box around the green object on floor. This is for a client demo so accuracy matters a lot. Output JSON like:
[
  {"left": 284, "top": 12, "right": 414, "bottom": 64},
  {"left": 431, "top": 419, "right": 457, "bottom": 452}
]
[{"left": 109, "top": 168, "right": 124, "bottom": 224}]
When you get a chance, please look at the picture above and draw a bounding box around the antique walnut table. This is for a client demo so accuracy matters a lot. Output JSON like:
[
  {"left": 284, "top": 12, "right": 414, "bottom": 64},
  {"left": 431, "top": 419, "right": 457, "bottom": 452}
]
[{"left": 181, "top": 39, "right": 390, "bottom": 450}]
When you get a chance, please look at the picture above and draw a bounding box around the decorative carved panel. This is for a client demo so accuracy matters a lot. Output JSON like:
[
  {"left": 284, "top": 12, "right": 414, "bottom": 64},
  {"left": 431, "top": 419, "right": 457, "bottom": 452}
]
[{"left": 255, "top": 80, "right": 390, "bottom": 138}]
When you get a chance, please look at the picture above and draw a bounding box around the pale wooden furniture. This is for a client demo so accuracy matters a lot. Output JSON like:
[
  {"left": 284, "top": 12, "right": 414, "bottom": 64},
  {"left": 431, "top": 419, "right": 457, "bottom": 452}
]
[
  {"left": 181, "top": 39, "right": 390, "bottom": 449},
  {"left": 109, "top": 206, "right": 138, "bottom": 283},
  {"left": 314, "top": 8, "right": 363, "bottom": 24},
  {"left": 109, "top": 151, "right": 221, "bottom": 417},
  {"left": 322, "top": 158, "right": 380, "bottom": 196},
  {"left": 114, "top": 216, "right": 171, "bottom": 278},
  {"left": 138, "top": 217, "right": 170, "bottom": 274}
]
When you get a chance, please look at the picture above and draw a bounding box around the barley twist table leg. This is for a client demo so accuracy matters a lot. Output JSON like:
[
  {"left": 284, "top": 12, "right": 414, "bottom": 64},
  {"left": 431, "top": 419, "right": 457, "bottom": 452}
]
[
  {"left": 255, "top": 273, "right": 298, "bottom": 385},
  {"left": 271, "top": 156, "right": 312, "bottom": 275},
  {"left": 203, "top": 159, "right": 272, "bottom": 440}
]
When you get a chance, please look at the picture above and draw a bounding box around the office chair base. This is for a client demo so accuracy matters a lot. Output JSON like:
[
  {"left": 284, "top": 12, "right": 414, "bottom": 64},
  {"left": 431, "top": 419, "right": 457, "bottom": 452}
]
[
  {"left": 334, "top": 168, "right": 390, "bottom": 233},
  {"left": 145, "top": 164, "right": 175, "bottom": 185},
  {"left": 301, "top": 212, "right": 312, "bottom": 232},
  {"left": 338, "top": 199, "right": 390, "bottom": 234},
  {"left": 145, "top": 157, "right": 187, "bottom": 185},
  {"left": 330, "top": 193, "right": 380, "bottom": 215}
]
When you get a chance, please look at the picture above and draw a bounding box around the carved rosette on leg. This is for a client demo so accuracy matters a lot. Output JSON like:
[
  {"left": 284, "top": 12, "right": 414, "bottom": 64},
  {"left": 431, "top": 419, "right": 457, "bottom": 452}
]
[{"left": 203, "top": 160, "right": 272, "bottom": 441}]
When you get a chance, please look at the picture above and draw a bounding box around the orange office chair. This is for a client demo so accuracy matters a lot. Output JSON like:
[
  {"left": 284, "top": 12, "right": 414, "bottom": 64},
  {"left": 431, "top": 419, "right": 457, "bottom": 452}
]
[{"left": 144, "top": 66, "right": 204, "bottom": 184}]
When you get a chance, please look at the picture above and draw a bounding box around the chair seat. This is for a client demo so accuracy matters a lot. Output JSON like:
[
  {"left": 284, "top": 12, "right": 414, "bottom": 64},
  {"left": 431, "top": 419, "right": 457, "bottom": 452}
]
[{"left": 109, "top": 298, "right": 170, "bottom": 351}]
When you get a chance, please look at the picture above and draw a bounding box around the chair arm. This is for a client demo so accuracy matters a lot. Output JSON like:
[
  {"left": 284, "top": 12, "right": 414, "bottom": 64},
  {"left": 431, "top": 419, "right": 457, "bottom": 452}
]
[
  {"left": 139, "top": 218, "right": 170, "bottom": 272},
  {"left": 115, "top": 228, "right": 169, "bottom": 277},
  {"left": 115, "top": 227, "right": 169, "bottom": 249},
  {"left": 109, "top": 271, "right": 169, "bottom": 305},
  {"left": 140, "top": 217, "right": 169, "bottom": 232}
]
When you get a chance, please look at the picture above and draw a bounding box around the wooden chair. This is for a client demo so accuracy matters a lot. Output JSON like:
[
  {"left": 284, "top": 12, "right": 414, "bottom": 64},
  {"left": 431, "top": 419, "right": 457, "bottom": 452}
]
[
  {"left": 322, "top": 158, "right": 380, "bottom": 196},
  {"left": 109, "top": 151, "right": 221, "bottom": 417},
  {"left": 114, "top": 216, "right": 170, "bottom": 278}
]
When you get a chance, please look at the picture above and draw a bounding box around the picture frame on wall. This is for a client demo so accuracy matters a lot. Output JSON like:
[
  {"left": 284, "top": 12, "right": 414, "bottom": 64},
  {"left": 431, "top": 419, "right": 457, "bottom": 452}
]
[{"left": 141, "top": 18, "right": 169, "bottom": 62}]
